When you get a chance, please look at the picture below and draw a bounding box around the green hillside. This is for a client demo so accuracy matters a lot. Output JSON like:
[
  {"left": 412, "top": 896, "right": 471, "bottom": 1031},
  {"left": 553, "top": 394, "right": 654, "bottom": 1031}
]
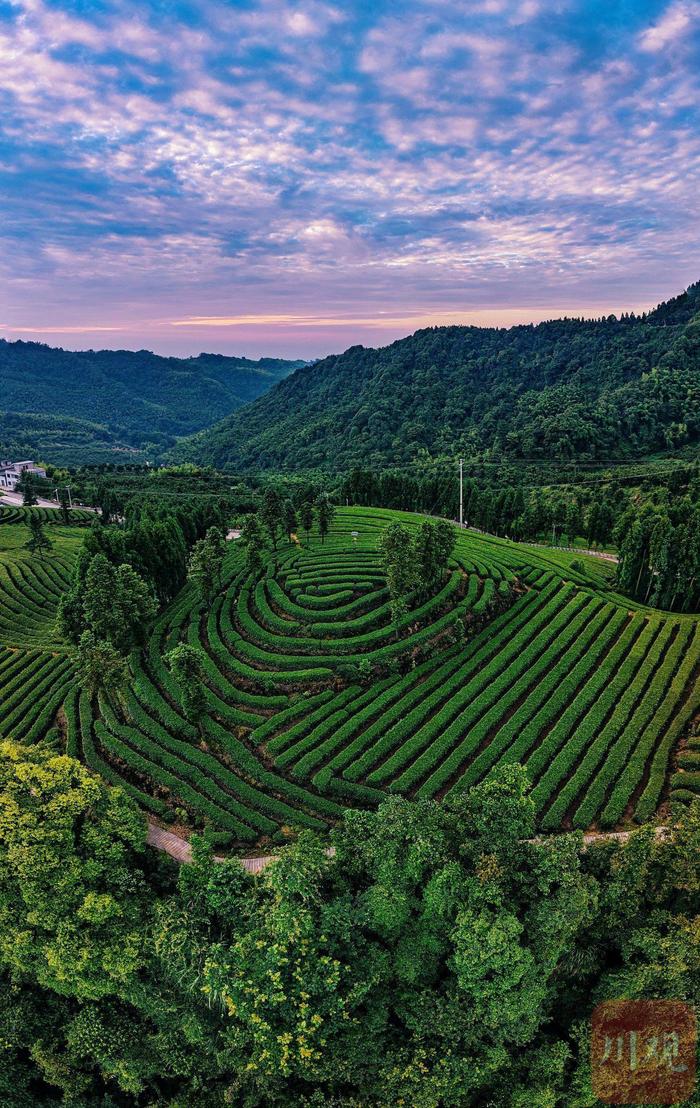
[
  {"left": 174, "top": 281, "right": 700, "bottom": 472},
  {"left": 2, "top": 505, "right": 698, "bottom": 841},
  {"left": 0, "top": 340, "right": 304, "bottom": 464}
]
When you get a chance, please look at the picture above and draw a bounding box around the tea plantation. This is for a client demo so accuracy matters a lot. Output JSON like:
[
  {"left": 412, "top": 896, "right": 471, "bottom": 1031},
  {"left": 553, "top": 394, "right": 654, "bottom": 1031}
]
[{"left": 2, "top": 505, "right": 699, "bottom": 845}]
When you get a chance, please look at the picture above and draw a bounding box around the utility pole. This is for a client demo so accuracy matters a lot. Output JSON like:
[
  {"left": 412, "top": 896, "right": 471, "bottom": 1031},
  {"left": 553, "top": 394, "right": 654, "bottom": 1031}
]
[{"left": 459, "top": 457, "right": 464, "bottom": 529}]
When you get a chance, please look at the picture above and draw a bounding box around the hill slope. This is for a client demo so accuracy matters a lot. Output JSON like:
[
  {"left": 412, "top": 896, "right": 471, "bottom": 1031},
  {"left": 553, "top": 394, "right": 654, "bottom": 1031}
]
[
  {"left": 1, "top": 506, "right": 697, "bottom": 836},
  {"left": 175, "top": 282, "right": 700, "bottom": 472},
  {"left": 0, "top": 340, "right": 304, "bottom": 464}
]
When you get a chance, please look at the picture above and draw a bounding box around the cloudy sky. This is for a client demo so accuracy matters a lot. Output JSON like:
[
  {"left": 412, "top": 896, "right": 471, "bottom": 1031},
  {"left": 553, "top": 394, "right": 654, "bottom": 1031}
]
[{"left": 1, "top": 0, "right": 699, "bottom": 358}]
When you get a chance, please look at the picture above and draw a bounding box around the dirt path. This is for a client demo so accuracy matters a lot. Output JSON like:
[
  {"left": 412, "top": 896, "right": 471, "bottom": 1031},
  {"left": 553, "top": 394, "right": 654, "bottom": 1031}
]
[
  {"left": 147, "top": 821, "right": 669, "bottom": 871},
  {"left": 147, "top": 823, "right": 277, "bottom": 872}
]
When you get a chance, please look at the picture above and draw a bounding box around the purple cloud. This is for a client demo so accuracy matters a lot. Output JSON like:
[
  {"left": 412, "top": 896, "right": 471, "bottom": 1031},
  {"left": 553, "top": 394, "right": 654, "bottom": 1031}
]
[{"left": 0, "top": 0, "right": 699, "bottom": 357}]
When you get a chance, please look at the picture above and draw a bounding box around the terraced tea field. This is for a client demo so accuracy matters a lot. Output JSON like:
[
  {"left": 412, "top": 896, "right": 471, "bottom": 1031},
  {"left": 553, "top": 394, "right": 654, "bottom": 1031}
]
[{"left": 1, "top": 506, "right": 699, "bottom": 844}]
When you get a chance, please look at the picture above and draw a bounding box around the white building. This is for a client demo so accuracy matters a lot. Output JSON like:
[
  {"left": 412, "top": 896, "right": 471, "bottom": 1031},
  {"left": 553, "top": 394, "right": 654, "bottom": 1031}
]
[{"left": 0, "top": 460, "right": 47, "bottom": 491}]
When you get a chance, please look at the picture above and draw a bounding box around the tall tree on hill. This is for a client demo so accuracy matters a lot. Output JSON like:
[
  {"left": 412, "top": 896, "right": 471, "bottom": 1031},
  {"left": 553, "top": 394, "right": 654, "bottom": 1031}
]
[
  {"left": 564, "top": 499, "right": 583, "bottom": 545},
  {"left": 63, "top": 553, "right": 156, "bottom": 653},
  {"left": 76, "top": 630, "right": 128, "bottom": 695},
  {"left": 25, "top": 516, "right": 53, "bottom": 559},
  {"left": 414, "top": 519, "right": 456, "bottom": 594},
  {"left": 165, "top": 644, "right": 208, "bottom": 728},
  {"left": 316, "top": 494, "right": 335, "bottom": 544},
  {"left": 284, "top": 500, "right": 298, "bottom": 543},
  {"left": 260, "top": 487, "right": 284, "bottom": 550},
  {"left": 21, "top": 473, "right": 37, "bottom": 506},
  {"left": 58, "top": 488, "right": 71, "bottom": 525},
  {"left": 95, "top": 479, "right": 119, "bottom": 525},
  {"left": 241, "top": 513, "right": 265, "bottom": 576},
  {"left": 300, "top": 501, "right": 314, "bottom": 543},
  {"left": 380, "top": 522, "right": 416, "bottom": 622},
  {"left": 187, "top": 526, "right": 226, "bottom": 602}
]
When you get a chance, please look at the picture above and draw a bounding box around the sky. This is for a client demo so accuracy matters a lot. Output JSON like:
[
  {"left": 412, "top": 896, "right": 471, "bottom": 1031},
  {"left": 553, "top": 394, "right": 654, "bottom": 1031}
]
[{"left": 1, "top": 0, "right": 700, "bottom": 359}]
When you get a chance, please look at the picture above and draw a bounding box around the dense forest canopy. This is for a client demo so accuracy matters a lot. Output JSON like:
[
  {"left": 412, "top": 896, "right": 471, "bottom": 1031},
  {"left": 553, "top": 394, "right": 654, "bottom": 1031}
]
[
  {"left": 173, "top": 281, "right": 700, "bottom": 472},
  {"left": 0, "top": 341, "right": 304, "bottom": 464},
  {"left": 5, "top": 744, "right": 700, "bottom": 1107}
]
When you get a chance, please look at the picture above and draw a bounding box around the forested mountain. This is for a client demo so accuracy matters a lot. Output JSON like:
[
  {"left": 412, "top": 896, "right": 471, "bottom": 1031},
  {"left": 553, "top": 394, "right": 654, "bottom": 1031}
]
[
  {"left": 175, "top": 282, "right": 700, "bottom": 472},
  {"left": 0, "top": 341, "right": 304, "bottom": 464}
]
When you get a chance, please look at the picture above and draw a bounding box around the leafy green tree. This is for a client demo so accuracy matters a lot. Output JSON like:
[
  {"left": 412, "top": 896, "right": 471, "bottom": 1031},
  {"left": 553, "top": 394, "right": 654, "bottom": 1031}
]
[
  {"left": 316, "top": 494, "right": 335, "bottom": 543},
  {"left": 414, "top": 518, "right": 455, "bottom": 593},
  {"left": 0, "top": 741, "right": 150, "bottom": 1003},
  {"left": 58, "top": 488, "right": 71, "bottom": 524},
  {"left": 25, "top": 516, "right": 53, "bottom": 558},
  {"left": 564, "top": 499, "right": 583, "bottom": 545},
  {"left": 187, "top": 525, "right": 226, "bottom": 602},
  {"left": 260, "top": 487, "right": 285, "bottom": 549},
  {"left": 79, "top": 554, "right": 156, "bottom": 653},
  {"left": 165, "top": 643, "right": 208, "bottom": 726},
  {"left": 21, "top": 473, "right": 37, "bottom": 506},
  {"left": 300, "top": 500, "right": 314, "bottom": 542},
  {"left": 284, "top": 499, "right": 298, "bottom": 542},
  {"left": 241, "top": 512, "right": 265, "bottom": 576},
  {"left": 76, "top": 630, "right": 129, "bottom": 695},
  {"left": 380, "top": 522, "right": 416, "bottom": 622}
]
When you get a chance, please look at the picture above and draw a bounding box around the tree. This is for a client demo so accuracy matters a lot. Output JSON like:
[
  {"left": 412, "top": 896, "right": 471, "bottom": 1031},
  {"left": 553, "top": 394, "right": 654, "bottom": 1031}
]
[
  {"left": 284, "top": 500, "right": 298, "bottom": 543},
  {"left": 0, "top": 741, "right": 149, "bottom": 1002},
  {"left": 76, "top": 630, "right": 129, "bottom": 695},
  {"left": 75, "top": 554, "right": 156, "bottom": 653},
  {"left": 241, "top": 513, "right": 265, "bottom": 576},
  {"left": 414, "top": 518, "right": 455, "bottom": 593},
  {"left": 187, "top": 526, "right": 226, "bottom": 602},
  {"left": 316, "top": 494, "right": 335, "bottom": 544},
  {"left": 21, "top": 473, "right": 37, "bottom": 506},
  {"left": 300, "top": 501, "right": 314, "bottom": 542},
  {"left": 165, "top": 644, "right": 208, "bottom": 726},
  {"left": 25, "top": 516, "right": 53, "bottom": 559},
  {"left": 564, "top": 499, "right": 583, "bottom": 545},
  {"left": 380, "top": 522, "right": 416, "bottom": 622},
  {"left": 260, "top": 487, "right": 284, "bottom": 549},
  {"left": 58, "top": 488, "right": 71, "bottom": 524}
]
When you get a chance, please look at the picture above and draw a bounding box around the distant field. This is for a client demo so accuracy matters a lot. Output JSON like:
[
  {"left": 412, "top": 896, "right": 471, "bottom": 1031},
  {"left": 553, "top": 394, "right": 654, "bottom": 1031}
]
[{"left": 1, "top": 506, "right": 698, "bottom": 843}]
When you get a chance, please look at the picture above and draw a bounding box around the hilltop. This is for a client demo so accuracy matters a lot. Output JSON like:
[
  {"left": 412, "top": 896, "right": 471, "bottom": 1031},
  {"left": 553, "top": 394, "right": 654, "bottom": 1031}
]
[{"left": 173, "top": 281, "right": 700, "bottom": 472}]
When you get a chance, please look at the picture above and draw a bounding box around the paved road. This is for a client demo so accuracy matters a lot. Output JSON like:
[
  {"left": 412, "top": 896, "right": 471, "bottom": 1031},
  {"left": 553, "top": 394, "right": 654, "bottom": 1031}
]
[
  {"left": 0, "top": 490, "right": 97, "bottom": 512},
  {"left": 1, "top": 491, "right": 64, "bottom": 509}
]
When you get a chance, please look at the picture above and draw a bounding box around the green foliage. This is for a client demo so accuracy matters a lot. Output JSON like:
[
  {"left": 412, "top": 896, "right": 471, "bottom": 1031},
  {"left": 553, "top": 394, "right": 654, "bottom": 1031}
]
[
  {"left": 241, "top": 511, "right": 265, "bottom": 575},
  {"left": 175, "top": 282, "right": 700, "bottom": 471},
  {"left": 6, "top": 739, "right": 700, "bottom": 1103},
  {"left": 2, "top": 504, "right": 699, "bottom": 840},
  {"left": 0, "top": 741, "right": 149, "bottom": 1001},
  {"left": 0, "top": 339, "right": 303, "bottom": 463},
  {"left": 24, "top": 516, "right": 53, "bottom": 558},
  {"left": 164, "top": 643, "right": 208, "bottom": 724},
  {"left": 76, "top": 630, "right": 129, "bottom": 695},
  {"left": 187, "top": 525, "right": 226, "bottom": 601},
  {"left": 81, "top": 553, "right": 157, "bottom": 653},
  {"left": 380, "top": 518, "right": 456, "bottom": 620},
  {"left": 301, "top": 500, "right": 314, "bottom": 540}
]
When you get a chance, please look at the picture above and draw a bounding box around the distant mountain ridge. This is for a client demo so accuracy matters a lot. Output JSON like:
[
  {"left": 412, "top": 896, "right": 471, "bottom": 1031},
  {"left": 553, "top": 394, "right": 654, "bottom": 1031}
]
[
  {"left": 0, "top": 340, "right": 305, "bottom": 466},
  {"left": 172, "top": 282, "right": 700, "bottom": 472}
]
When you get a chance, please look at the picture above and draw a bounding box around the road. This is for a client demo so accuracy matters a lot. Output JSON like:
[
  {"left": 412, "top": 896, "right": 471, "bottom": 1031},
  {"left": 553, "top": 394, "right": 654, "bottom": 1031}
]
[
  {"left": 0, "top": 490, "right": 97, "bottom": 512},
  {"left": 146, "top": 821, "right": 669, "bottom": 872}
]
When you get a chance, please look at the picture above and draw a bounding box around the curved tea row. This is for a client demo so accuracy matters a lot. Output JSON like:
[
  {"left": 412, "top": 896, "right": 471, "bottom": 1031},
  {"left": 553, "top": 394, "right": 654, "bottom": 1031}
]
[{"left": 0, "top": 507, "right": 698, "bottom": 846}]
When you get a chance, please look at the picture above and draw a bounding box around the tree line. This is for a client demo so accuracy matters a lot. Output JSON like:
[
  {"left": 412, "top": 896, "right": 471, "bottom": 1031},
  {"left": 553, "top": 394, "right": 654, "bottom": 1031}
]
[{"left": 4, "top": 743, "right": 700, "bottom": 1106}]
